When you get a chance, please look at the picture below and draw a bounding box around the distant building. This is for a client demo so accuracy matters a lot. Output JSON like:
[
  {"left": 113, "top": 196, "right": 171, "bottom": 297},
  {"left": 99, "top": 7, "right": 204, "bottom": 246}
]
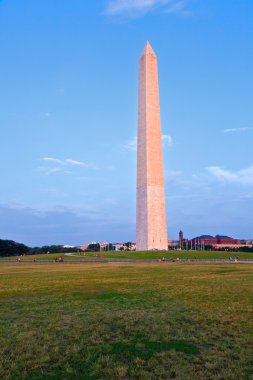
[
  {"left": 179, "top": 231, "right": 183, "bottom": 245},
  {"left": 79, "top": 242, "right": 97, "bottom": 250},
  {"left": 130, "top": 242, "right": 136, "bottom": 251},
  {"left": 176, "top": 231, "right": 189, "bottom": 249},
  {"left": 100, "top": 242, "right": 109, "bottom": 251},
  {"left": 79, "top": 244, "right": 89, "bottom": 250},
  {"left": 112, "top": 243, "right": 125, "bottom": 251},
  {"left": 190, "top": 235, "right": 240, "bottom": 247},
  {"left": 168, "top": 239, "right": 173, "bottom": 247},
  {"left": 123, "top": 242, "right": 136, "bottom": 251}
]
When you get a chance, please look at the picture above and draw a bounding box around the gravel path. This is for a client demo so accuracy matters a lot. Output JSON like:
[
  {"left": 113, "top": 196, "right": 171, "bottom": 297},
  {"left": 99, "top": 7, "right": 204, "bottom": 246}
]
[{"left": 1, "top": 259, "right": 253, "bottom": 264}]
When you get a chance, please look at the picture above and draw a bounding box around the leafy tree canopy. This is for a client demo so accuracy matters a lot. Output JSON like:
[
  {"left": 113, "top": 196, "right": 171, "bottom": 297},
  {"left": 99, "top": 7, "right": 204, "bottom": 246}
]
[{"left": 0, "top": 240, "right": 80, "bottom": 257}]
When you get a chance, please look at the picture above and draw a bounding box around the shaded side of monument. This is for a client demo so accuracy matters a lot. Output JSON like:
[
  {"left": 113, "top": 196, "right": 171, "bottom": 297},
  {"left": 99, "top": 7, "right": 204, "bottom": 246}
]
[{"left": 136, "top": 41, "right": 168, "bottom": 251}]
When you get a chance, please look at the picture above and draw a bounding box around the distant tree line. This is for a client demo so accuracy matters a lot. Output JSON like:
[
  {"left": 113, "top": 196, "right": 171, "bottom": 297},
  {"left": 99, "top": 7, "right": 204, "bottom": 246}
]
[
  {"left": 1, "top": 238, "right": 253, "bottom": 258},
  {"left": 85, "top": 243, "right": 116, "bottom": 252},
  {"left": 85, "top": 243, "right": 101, "bottom": 252},
  {"left": 0, "top": 240, "right": 30, "bottom": 257},
  {"left": 215, "top": 246, "right": 253, "bottom": 252},
  {"left": 0, "top": 239, "right": 80, "bottom": 257},
  {"left": 28, "top": 245, "right": 80, "bottom": 255}
]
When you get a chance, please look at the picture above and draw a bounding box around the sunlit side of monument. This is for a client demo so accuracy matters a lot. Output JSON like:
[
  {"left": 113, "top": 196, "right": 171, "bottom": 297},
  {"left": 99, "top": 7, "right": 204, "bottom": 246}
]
[{"left": 136, "top": 41, "right": 168, "bottom": 251}]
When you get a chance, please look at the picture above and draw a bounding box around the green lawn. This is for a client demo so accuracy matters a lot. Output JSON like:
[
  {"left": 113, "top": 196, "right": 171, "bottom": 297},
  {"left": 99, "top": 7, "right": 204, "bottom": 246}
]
[
  {"left": 0, "top": 253, "right": 97, "bottom": 261},
  {"left": 0, "top": 262, "right": 252, "bottom": 379},
  {"left": 1, "top": 250, "right": 253, "bottom": 261},
  {"left": 84, "top": 250, "right": 253, "bottom": 260}
]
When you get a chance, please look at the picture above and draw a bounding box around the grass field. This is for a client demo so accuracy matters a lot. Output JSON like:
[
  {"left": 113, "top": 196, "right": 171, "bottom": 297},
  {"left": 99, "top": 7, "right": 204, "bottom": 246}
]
[
  {"left": 1, "top": 250, "right": 253, "bottom": 261},
  {"left": 0, "top": 262, "right": 252, "bottom": 379},
  {"left": 84, "top": 250, "right": 253, "bottom": 260}
]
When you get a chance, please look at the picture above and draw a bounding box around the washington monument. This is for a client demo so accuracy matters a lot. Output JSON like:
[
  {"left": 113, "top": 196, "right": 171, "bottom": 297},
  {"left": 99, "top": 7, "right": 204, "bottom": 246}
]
[{"left": 136, "top": 41, "right": 168, "bottom": 251}]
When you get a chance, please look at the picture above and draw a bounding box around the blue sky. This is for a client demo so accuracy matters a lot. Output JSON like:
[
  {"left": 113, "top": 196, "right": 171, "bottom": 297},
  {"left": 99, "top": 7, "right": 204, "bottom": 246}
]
[{"left": 0, "top": 0, "right": 252, "bottom": 246}]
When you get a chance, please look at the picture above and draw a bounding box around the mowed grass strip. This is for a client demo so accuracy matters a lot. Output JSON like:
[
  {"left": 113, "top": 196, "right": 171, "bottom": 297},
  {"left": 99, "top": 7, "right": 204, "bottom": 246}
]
[
  {"left": 0, "top": 263, "right": 252, "bottom": 379},
  {"left": 84, "top": 250, "right": 253, "bottom": 260},
  {"left": 1, "top": 250, "right": 253, "bottom": 261}
]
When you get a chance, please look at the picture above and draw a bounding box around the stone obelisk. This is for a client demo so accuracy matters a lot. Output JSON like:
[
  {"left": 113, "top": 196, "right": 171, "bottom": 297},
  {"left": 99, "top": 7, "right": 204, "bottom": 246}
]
[{"left": 136, "top": 41, "right": 168, "bottom": 251}]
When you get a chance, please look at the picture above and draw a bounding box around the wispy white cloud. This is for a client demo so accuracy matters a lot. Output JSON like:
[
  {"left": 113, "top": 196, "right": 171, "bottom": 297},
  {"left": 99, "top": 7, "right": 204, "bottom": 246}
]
[
  {"left": 65, "top": 158, "right": 95, "bottom": 169},
  {"left": 39, "top": 157, "right": 96, "bottom": 176},
  {"left": 65, "top": 159, "right": 90, "bottom": 167},
  {"left": 42, "top": 157, "right": 95, "bottom": 168},
  {"left": 162, "top": 134, "right": 173, "bottom": 147},
  {"left": 40, "top": 112, "right": 51, "bottom": 118},
  {"left": 207, "top": 166, "right": 253, "bottom": 185},
  {"left": 223, "top": 127, "right": 252, "bottom": 133},
  {"left": 1, "top": 202, "right": 103, "bottom": 221},
  {"left": 124, "top": 136, "right": 137, "bottom": 151},
  {"left": 43, "top": 157, "right": 66, "bottom": 165},
  {"left": 165, "top": 0, "right": 190, "bottom": 15},
  {"left": 45, "top": 167, "right": 62, "bottom": 176},
  {"left": 124, "top": 134, "right": 172, "bottom": 152},
  {"left": 104, "top": 0, "right": 189, "bottom": 17}
]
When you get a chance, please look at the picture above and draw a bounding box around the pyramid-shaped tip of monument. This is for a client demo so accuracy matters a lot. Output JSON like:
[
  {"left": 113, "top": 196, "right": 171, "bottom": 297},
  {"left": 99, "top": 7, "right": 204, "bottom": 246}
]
[{"left": 141, "top": 41, "right": 156, "bottom": 57}]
